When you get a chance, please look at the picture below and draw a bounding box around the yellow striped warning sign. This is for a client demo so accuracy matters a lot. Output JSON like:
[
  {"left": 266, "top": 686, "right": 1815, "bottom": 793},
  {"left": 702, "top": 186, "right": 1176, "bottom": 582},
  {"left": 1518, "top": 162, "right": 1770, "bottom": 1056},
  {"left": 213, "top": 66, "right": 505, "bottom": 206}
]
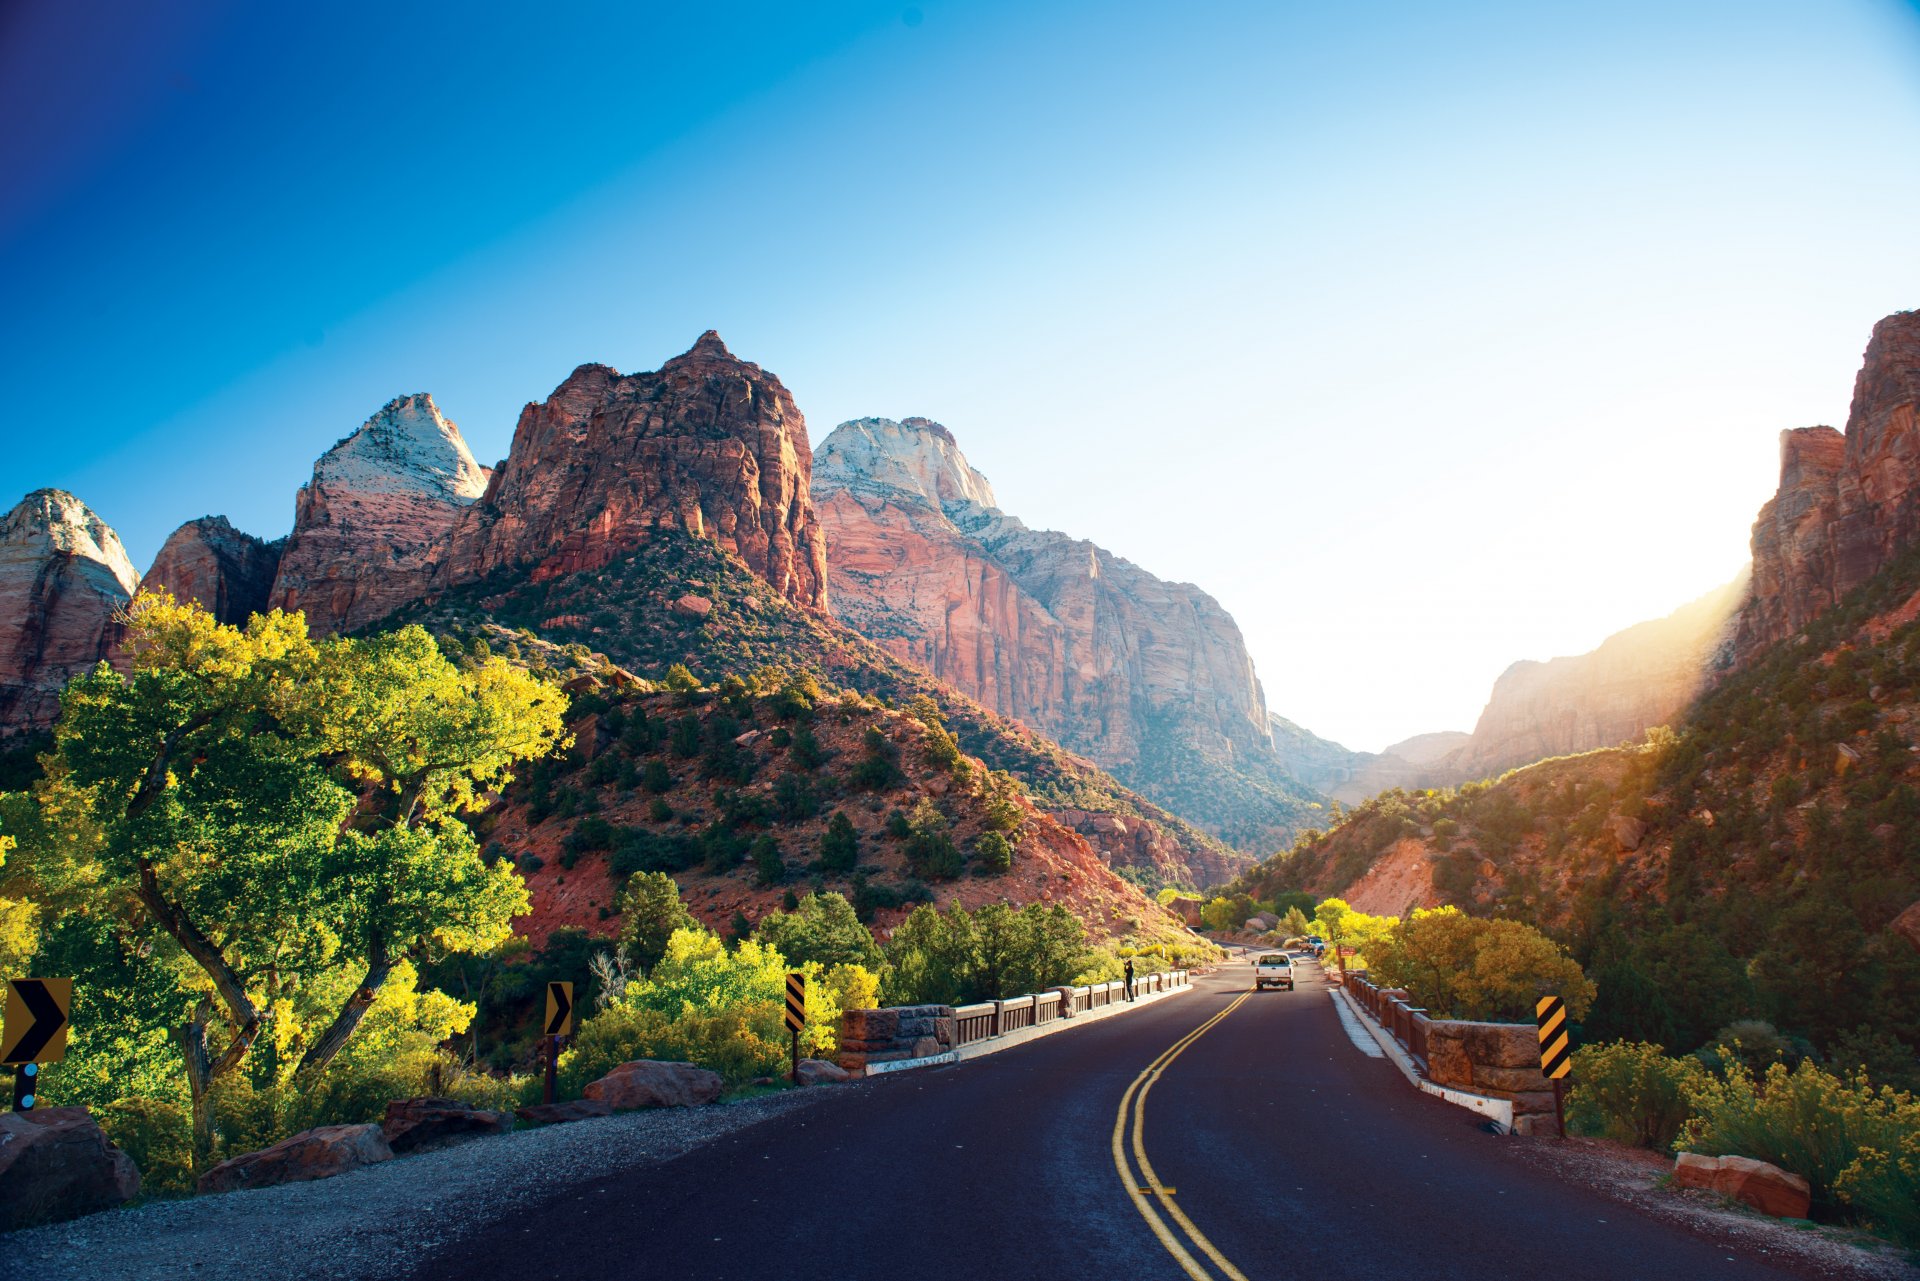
[
  {"left": 784, "top": 972, "right": 806, "bottom": 1032},
  {"left": 1535, "top": 995, "right": 1571, "bottom": 1079}
]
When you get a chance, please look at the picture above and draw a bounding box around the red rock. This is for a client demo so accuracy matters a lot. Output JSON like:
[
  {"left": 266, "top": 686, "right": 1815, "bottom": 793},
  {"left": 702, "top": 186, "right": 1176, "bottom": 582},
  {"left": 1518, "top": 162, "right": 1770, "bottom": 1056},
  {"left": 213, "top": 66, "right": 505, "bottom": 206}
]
[
  {"left": 515, "top": 1099, "right": 613, "bottom": 1126},
  {"left": 435, "top": 333, "right": 828, "bottom": 611},
  {"left": 816, "top": 419, "right": 1292, "bottom": 855},
  {"left": 269, "top": 394, "right": 489, "bottom": 636},
  {"left": 1673, "top": 1152, "right": 1812, "bottom": 1219},
  {"left": 196, "top": 1122, "right": 393, "bottom": 1194},
  {"left": 1737, "top": 312, "right": 1920, "bottom": 662},
  {"left": 380, "top": 1097, "right": 512, "bottom": 1153},
  {"left": 0, "top": 489, "right": 139, "bottom": 734},
  {"left": 795, "top": 1058, "right": 852, "bottom": 1086},
  {"left": 142, "top": 515, "right": 283, "bottom": 625},
  {"left": 671, "top": 593, "right": 714, "bottom": 618},
  {"left": 0, "top": 1106, "right": 141, "bottom": 1230},
  {"left": 582, "top": 1059, "right": 723, "bottom": 1110},
  {"left": 1892, "top": 899, "right": 1920, "bottom": 951}
]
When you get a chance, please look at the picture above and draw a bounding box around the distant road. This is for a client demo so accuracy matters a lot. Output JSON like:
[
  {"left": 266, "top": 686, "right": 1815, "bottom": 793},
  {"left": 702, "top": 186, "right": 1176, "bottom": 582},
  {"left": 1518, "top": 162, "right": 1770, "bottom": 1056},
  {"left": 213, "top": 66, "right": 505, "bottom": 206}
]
[{"left": 414, "top": 959, "right": 1829, "bottom": 1281}]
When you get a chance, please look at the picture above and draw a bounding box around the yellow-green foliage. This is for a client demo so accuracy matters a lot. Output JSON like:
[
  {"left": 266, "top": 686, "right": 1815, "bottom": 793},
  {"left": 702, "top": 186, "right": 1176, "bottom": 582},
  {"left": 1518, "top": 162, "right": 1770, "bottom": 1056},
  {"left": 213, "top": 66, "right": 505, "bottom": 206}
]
[
  {"left": 1311, "top": 897, "right": 1397, "bottom": 971},
  {"left": 1681, "top": 1059, "right": 1920, "bottom": 1222},
  {"left": 561, "top": 927, "right": 880, "bottom": 1088},
  {"left": 96, "top": 1097, "right": 194, "bottom": 1196},
  {"left": 1367, "top": 906, "right": 1594, "bottom": 1022},
  {"left": 1566, "top": 1041, "right": 1704, "bottom": 1150}
]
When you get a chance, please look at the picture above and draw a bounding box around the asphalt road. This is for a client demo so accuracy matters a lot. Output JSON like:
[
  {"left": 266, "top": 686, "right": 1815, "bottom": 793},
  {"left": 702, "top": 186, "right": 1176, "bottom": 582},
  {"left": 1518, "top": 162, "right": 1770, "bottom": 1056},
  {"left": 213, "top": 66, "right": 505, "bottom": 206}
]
[{"left": 411, "top": 959, "right": 1826, "bottom": 1281}]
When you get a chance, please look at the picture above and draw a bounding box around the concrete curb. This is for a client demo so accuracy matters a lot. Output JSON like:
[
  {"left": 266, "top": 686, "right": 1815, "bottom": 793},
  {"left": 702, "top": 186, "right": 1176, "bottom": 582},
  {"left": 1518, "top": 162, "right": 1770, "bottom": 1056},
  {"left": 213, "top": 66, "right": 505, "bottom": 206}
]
[{"left": 1332, "top": 986, "right": 1514, "bottom": 1133}]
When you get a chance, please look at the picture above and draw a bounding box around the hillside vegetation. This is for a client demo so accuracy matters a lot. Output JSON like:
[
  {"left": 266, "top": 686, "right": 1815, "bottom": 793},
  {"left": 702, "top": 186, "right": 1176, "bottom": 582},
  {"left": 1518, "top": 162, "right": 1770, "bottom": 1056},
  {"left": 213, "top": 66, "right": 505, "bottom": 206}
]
[{"left": 1235, "top": 542, "right": 1920, "bottom": 1066}]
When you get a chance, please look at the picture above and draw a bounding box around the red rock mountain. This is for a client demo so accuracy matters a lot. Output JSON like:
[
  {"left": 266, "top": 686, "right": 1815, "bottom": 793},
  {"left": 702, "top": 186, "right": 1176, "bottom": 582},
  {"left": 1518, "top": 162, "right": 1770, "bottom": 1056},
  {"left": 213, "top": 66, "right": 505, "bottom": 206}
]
[
  {"left": 1428, "top": 575, "right": 1747, "bottom": 784},
  {"left": 0, "top": 490, "right": 139, "bottom": 734},
  {"left": 434, "top": 332, "right": 829, "bottom": 610},
  {"left": 268, "top": 393, "right": 489, "bottom": 635},
  {"left": 813, "top": 416, "right": 1324, "bottom": 849},
  {"left": 1737, "top": 311, "right": 1920, "bottom": 661},
  {"left": 143, "top": 516, "right": 284, "bottom": 625}
]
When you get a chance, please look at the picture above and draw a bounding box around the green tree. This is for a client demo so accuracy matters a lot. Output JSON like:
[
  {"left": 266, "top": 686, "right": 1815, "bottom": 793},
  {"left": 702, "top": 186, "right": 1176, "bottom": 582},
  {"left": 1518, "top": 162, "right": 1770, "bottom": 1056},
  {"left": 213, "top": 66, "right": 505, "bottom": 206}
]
[
  {"left": 818, "top": 811, "right": 858, "bottom": 874},
  {"left": 616, "top": 872, "right": 696, "bottom": 974},
  {"left": 4, "top": 594, "right": 565, "bottom": 1143},
  {"left": 975, "top": 830, "right": 1013, "bottom": 874},
  {"left": 752, "top": 892, "right": 881, "bottom": 969},
  {"left": 751, "top": 835, "right": 785, "bottom": 887},
  {"left": 1369, "top": 906, "right": 1595, "bottom": 1021},
  {"left": 1279, "top": 905, "right": 1313, "bottom": 940},
  {"left": 904, "top": 799, "right": 964, "bottom": 880}
]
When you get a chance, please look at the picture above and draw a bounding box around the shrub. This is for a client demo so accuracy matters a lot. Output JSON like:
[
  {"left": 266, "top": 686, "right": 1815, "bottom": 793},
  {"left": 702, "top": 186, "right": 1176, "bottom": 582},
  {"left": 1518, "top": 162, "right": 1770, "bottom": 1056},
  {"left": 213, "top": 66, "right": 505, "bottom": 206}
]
[
  {"left": 1368, "top": 906, "right": 1594, "bottom": 1022},
  {"left": 751, "top": 835, "right": 785, "bottom": 887},
  {"left": 904, "top": 800, "right": 964, "bottom": 881},
  {"left": 96, "top": 1097, "right": 193, "bottom": 1195},
  {"left": 852, "top": 725, "right": 904, "bottom": 789},
  {"left": 974, "top": 830, "right": 1012, "bottom": 874},
  {"left": 753, "top": 892, "right": 881, "bottom": 968},
  {"left": 641, "top": 759, "right": 673, "bottom": 793},
  {"left": 819, "top": 811, "right": 858, "bottom": 874},
  {"left": 1566, "top": 1042, "right": 1703, "bottom": 1150},
  {"left": 648, "top": 796, "right": 673, "bottom": 823},
  {"left": 1680, "top": 1060, "right": 1919, "bottom": 1220}
]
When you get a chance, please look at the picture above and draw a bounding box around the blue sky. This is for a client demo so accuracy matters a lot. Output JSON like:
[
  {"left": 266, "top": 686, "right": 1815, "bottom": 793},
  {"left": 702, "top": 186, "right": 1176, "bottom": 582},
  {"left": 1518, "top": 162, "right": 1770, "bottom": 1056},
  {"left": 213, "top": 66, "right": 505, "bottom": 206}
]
[{"left": 6, "top": 0, "right": 1920, "bottom": 750}]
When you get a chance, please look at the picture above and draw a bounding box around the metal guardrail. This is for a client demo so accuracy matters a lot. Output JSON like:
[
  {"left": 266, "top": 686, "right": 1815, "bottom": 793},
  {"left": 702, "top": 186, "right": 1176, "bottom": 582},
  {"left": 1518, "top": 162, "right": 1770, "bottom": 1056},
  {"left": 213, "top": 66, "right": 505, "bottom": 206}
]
[{"left": 950, "top": 972, "right": 1190, "bottom": 1048}]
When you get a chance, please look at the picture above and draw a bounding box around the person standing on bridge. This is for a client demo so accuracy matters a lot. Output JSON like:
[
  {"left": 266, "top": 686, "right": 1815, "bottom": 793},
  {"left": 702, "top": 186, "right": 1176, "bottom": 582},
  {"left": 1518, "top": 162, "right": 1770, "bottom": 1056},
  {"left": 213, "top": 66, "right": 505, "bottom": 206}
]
[{"left": 1123, "top": 956, "right": 1135, "bottom": 1001}]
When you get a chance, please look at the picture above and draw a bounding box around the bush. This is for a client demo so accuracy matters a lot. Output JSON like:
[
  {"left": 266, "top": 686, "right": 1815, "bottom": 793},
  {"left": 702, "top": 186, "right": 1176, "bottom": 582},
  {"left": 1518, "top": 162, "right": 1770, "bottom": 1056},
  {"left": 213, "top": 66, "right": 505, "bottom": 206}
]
[
  {"left": 974, "top": 830, "right": 1012, "bottom": 874},
  {"left": 753, "top": 892, "right": 880, "bottom": 969},
  {"left": 819, "top": 811, "right": 858, "bottom": 874},
  {"left": 904, "top": 799, "right": 964, "bottom": 881},
  {"left": 852, "top": 726, "right": 904, "bottom": 789},
  {"left": 1566, "top": 1042, "right": 1704, "bottom": 1150},
  {"left": 1368, "top": 906, "right": 1594, "bottom": 1022},
  {"left": 751, "top": 835, "right": 785, "bottom": 887},
  {"left": 1681, "top": 1059, "right": 1920, "bottom": 1221},
  {"left": 95, "top": 1096, "right": 194, "bottom": 1195}
]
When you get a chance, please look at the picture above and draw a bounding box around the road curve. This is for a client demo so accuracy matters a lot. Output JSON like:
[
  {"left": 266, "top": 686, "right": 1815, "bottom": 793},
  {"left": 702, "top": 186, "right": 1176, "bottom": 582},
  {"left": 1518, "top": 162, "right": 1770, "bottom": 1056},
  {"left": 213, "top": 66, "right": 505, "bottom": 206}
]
[{"left": 410, "top": 961, "right": 1826, "bottom": 1281}]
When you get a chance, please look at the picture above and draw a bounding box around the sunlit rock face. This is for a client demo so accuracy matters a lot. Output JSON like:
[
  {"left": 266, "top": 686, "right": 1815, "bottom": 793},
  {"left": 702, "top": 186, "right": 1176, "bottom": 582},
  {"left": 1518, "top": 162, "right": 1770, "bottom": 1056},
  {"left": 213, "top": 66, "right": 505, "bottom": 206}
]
[
  {"left": 815, "top": 416, "right": 1311, "bottom": 852},
  {"left": 1439, "top": 577, "right": 1746, "bottom": 782},
  {"left": 0, "top": 489, "right": 139, "bottom": 733},
  {"left": 268, "top": 393, "right": 489, "bottom": 635},
  {"left": 434, "top": 332, "right": 830, "bottom": 610},
  {"left": 1738, "top": 312, "right": 1920, "bottom": 661},
  {"left": 143, "top": 516, "right": 283, "bottom": 625}
]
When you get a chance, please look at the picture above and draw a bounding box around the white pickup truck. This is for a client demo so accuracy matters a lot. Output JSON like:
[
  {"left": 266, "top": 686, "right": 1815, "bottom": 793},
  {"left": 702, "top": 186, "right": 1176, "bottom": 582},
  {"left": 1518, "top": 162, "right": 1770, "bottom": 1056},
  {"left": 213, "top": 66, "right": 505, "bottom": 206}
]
[{"left": 1253, "top": 952, "right": 1295, "bottom": 991}]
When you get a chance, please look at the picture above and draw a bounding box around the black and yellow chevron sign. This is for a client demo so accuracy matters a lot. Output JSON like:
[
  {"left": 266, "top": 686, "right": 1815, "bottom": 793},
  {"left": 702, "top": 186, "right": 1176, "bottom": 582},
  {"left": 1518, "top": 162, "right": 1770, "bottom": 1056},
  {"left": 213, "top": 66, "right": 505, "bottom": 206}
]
[
  {"left": 784, "top": 972, "right": 806, "bottom": 1032},
  {"left": 1535, "top": 995, "right": 1571, "bottom": 1080},
  {"left": 1, "top": 978, "right": 72, "bottom": 1066},
  {"left": 545, "top": 981, "right": 574, "bottom": 1038}
]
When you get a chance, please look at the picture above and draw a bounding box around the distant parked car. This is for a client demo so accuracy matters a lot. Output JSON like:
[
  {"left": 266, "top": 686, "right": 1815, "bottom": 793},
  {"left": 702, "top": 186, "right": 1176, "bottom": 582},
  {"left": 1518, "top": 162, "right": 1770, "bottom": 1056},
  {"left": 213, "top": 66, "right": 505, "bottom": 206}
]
[{"left": 1253, "top": 953, "right": 1295, "bottom": 991}]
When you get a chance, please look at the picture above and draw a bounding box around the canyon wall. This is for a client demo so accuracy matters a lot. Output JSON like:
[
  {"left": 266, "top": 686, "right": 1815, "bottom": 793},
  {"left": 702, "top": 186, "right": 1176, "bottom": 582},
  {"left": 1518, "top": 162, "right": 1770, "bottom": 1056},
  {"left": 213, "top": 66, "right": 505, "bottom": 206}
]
[
  {"left": 143, "top": 516, "right": 283, "bottom": 625},
  {"left": 0, "top": 490, "right": 139, "bottom": 733}
]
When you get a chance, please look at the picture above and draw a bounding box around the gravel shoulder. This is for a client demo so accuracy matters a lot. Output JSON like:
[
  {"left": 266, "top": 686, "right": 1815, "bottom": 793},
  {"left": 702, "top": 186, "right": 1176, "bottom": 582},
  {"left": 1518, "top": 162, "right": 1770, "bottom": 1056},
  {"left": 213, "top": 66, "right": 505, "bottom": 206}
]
[
  {"left": 4, "top": 1089, "right": 828, "bottom": 1281},
  {"left": 1506, "top": 1136, "right": 1920, "bottom": 1281}
]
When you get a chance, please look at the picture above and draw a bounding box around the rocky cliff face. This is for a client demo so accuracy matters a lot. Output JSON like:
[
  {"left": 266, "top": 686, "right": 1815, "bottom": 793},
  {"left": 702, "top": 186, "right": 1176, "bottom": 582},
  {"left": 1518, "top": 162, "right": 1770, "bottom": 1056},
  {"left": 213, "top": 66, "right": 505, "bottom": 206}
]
[
  {"left": 435, "top": 332, "right": 829, "bottom": 610},
  {"left": 815, "top": 416, "right": 1322, "bottom": 850},
  {"left": 1433, "top": 576, "right": 1747, "bottom": 783},
  {"left": 1268, "top": 717, "right": 1467, "bottom": 805},
  {"left": 1737, "top": 311, "right": 1920, "bottom": 660},
  {"left": 0, "top": 490, "right": 140, "bottom": 733},
  {"left": 268, "top": 393, "right": 488, "bottom": 635},
  {"left": 143, "top": 516, "right": 283, "bottom": 625}
]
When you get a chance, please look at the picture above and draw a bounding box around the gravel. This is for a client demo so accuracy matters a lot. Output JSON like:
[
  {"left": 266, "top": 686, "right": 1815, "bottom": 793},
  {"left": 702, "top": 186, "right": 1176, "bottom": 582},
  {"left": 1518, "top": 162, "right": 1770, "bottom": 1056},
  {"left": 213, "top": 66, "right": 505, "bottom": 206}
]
[
  {"left": 3, "top": 1089, "right": 828, "bottom": 1281},
  {"left": 1507, "top": 1136, "right": 1920, "bottom": 1280}
]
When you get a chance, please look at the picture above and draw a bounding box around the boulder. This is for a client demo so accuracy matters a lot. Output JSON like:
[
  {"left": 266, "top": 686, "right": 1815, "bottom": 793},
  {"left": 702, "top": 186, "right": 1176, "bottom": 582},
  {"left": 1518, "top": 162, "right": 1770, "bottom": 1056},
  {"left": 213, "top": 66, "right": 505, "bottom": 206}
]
[
  {"left": 582, "top": 1060, "right": 723, "bottom": 1110},
  {"left": 514, "top": 1099, "right": 613, "bottom": 1126},
  {"left": 1611, "top": 815, "right": 1647, "bottom": 852},
  {"left": 0, "top": 1107, "right": 140, "bottom": 1230},
  {"left": 795, "top": 1058, "right": 852, "bottom": 1086},
  {"left": 1673, "top": 1153, "right": 1812, "bottom": 1219},
  {"left": 197, "top": 1123, "right": 392, "bottom": 1195},
  {"left": 1893, "top": 899, "right": 1920, "bottom": 952},
  {"left": 1513, "top": 1113, "right": 1562, "bottom": 1138},
  {"left": 380, "top": 1097, "right": 513, "bottom": 1154},
  {"left": 671, "top": 594, "right": 714, "bottom": 619}
]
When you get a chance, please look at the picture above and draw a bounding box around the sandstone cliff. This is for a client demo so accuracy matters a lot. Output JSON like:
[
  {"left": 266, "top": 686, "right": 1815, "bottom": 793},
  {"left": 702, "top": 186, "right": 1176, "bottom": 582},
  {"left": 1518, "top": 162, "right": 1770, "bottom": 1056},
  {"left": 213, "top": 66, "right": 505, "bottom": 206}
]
[
  {"left": 435, "top": 332, "right": 828, "bottom": 610},
  {"left": 1737, "top": 311, "right": 1920, "bottom": 660},
  {"left": 0, "top": 490, "right": 139, "bottom": 733},
  {"left": 814, "top": 416, "right": 1323, "bottom": 851},
  {"left": 1268, "top": 717, "right": 1466, "bottom": 805},
  {"left": 269, "top": 393, "right": 488, "bottom": 635},
  {"left": 143, "top": 516, "right": 283, "bottom": 625},
  {"left": 1430, "top": 575, "right": 1747, "bottom": 784}
]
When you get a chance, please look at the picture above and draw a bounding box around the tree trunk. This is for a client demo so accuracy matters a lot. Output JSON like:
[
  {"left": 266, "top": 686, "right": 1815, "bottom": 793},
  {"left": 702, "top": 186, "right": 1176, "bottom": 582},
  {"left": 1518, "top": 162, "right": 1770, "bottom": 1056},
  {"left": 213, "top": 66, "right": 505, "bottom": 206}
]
[
  {"left": 180, "top": 1001, "right": 215, "bottom": 1161},
  {"left": 293, "top": 942, "right": 396, "bottom": 1078},
  {"left": 135, "top": 859, "right": 263, "bottom": 1064}
]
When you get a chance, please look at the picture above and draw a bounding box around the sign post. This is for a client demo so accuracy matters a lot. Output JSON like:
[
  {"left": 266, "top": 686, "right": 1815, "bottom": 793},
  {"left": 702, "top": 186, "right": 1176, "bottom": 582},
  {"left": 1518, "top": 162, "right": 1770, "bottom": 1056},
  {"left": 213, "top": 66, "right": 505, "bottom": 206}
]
[
  {"left": 1534, "top": 994, "right": 1573, "bottom": 1139},
  {"left": 784, "top": 972, "right": 806, "bottom": 1085},
  {"left": 543, "top": 981, "right": 574, "bottom": 1106},
  {"left": 2, "top": 978, "right": 73, "bottom": 1113}
]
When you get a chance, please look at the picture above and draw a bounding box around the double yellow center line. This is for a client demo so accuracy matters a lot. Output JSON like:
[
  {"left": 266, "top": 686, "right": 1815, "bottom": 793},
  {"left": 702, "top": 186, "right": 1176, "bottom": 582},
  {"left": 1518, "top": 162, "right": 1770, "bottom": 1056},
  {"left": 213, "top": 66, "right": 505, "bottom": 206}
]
[{"left": 1110, "top": 989, "right": 1254, "bottom": 1281}]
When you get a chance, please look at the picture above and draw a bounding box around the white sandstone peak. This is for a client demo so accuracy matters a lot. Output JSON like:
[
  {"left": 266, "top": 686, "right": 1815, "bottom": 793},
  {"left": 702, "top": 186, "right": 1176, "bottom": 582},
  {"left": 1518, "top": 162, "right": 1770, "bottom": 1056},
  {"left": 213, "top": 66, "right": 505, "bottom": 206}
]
[
  {"left": 0, "top": 489, "right": 140, "bottom": 598},
  {"left": 310, "top": 394, "right": 488, "bottom": 502},
  {"left": 815, "top": 417, "right": 999, "bottom": 513}
]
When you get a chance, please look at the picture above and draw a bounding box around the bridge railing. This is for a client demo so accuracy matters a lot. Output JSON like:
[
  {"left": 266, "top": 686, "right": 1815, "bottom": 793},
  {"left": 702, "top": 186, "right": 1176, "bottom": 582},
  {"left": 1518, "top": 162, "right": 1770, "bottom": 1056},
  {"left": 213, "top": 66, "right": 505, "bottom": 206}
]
[{"left": 849, "top": 971, "right": 1192, "bottom": 1066}]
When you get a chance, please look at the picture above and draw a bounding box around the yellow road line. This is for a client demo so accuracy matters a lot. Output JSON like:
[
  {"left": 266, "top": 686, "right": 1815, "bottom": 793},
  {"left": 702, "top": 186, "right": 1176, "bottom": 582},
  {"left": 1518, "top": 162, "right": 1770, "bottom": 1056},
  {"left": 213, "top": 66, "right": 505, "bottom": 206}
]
[{"left": 1111, "top": 989, "right": 1254, "bottom": 1281}]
